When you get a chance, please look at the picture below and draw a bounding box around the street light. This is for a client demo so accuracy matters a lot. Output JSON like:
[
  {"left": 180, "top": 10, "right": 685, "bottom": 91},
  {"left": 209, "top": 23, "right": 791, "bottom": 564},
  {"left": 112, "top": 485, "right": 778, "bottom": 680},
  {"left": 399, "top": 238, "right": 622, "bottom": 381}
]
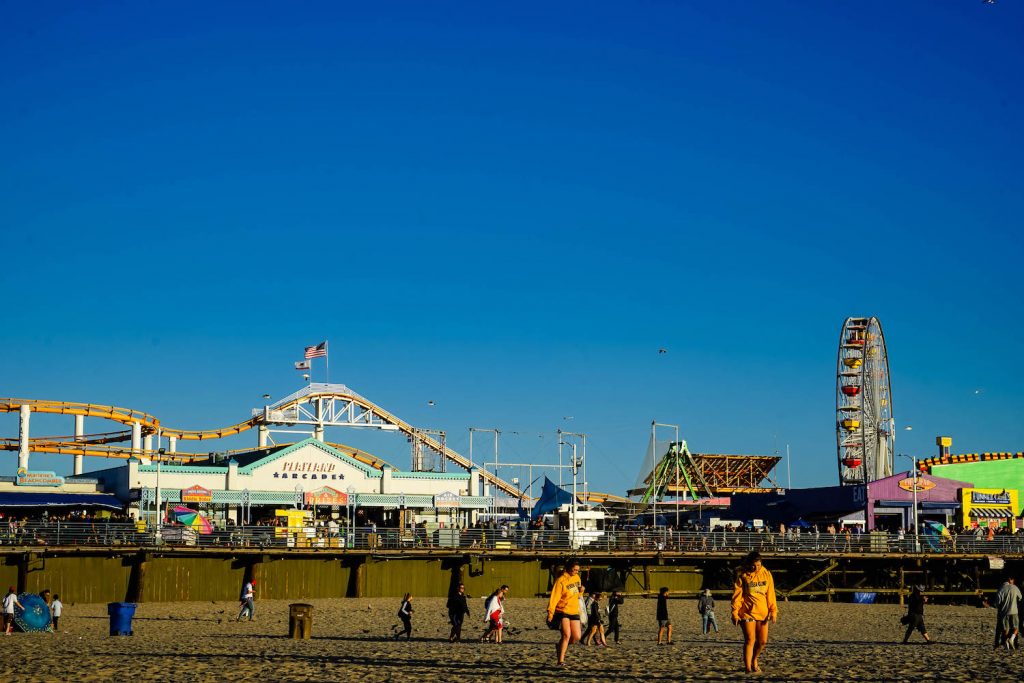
[
  {"left": 156, "top": 447, "right": 166, "bottom": 544},
  {"left": 560, "top": 441, "right": 581, "bottom": 548},
  {"left": 346, "top": 485, "right": 356, "bottom": 548},
  {"left": 898, "top": 453, "right": 921, "bottom": 552}
]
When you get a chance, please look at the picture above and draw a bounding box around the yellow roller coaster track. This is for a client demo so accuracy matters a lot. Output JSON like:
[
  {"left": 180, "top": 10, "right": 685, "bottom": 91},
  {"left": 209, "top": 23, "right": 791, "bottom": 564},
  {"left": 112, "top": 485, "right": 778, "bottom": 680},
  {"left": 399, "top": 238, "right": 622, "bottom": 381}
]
[{"left": 0, "top": 393, "right": 630, "bottom": 502}]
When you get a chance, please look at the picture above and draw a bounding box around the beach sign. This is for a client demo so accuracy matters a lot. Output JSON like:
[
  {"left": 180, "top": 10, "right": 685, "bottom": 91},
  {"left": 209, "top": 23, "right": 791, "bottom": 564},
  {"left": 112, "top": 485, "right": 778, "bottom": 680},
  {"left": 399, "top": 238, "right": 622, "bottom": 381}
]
[{"left": 15, "top": 468, "right": 65, "bottom": 487}]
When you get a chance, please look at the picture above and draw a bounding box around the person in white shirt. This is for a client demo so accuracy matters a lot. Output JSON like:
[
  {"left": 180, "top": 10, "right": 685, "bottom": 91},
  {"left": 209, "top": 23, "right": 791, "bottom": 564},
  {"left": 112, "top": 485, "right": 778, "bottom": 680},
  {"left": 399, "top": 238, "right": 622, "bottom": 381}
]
[
  {"left": 237, "top": 580, "right": 255, "bottom": 621},
  {"left": 3, "top": 587, "right": 23, "bottom": 635},
  {"left": 51, "top": 594, "right": 63, "bottom": 632}
]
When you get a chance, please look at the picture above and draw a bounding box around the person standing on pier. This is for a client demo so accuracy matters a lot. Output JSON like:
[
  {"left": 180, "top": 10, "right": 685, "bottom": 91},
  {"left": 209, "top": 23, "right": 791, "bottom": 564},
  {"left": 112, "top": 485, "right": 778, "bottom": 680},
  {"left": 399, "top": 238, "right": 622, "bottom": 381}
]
[
  {"left": 446, "top": 583, "right": 470, "bottom": 642},
  {"left": 731, "top": 551, "right": 778, "bottom": 673},
  {"left": 547, "top": 560, "right": 583, "bottom": 666}
]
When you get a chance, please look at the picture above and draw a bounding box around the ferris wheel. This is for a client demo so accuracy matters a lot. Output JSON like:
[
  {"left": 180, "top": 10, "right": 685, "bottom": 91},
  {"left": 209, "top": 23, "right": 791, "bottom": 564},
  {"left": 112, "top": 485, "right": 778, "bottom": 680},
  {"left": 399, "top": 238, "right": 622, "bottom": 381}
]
[{"left": 836, "top": 317, "right": 894, "bottom": 486}]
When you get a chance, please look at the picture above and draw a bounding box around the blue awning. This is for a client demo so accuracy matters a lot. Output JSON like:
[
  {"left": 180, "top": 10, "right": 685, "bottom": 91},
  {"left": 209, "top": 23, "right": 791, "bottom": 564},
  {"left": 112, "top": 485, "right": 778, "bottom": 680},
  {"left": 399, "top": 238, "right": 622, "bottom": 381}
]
[{"left": 0, "top": 492, "right": 124, "bottom": 510}]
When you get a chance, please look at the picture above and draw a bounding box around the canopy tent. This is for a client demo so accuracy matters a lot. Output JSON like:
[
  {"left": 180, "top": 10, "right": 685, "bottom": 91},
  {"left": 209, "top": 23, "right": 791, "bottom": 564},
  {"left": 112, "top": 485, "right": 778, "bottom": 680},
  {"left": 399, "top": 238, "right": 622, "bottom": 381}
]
[
  {"left": 530, "top": 477, "right": 579, "bottom": 521},
  {"left": 0, "top": 492, "right": 124, "bottom": 510}
]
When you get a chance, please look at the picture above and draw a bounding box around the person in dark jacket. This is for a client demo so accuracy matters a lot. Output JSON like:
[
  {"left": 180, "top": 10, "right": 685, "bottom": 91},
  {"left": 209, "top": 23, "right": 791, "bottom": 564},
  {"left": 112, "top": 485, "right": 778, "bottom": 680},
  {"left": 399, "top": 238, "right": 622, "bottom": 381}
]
[
  {"left": 394, "top": 593, "right": 413, "bottom": 640},
  {"left": 446, "top": 583, "right": 471, "bottom": 642},
  {"left": 657, "top": 587, "right": 673, "bottom": 645},
  {"left": 698, "top": 588, "right": 719, "bottom": 635},
  {"left": 582, "top": 593, "right": 607, "bottom": 646},
  {"left": 902, "top": 586, "right": 932, "bottom": 644},
  {"left": 607, "top": 591, "right": 624, "bottom": 644}
]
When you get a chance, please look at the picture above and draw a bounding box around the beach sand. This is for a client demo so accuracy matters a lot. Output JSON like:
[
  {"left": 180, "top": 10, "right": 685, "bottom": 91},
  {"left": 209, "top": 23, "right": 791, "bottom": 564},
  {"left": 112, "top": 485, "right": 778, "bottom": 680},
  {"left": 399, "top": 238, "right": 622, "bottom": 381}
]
[{"left": 2, "top": 597, "right": 1020, "bottom": 682}]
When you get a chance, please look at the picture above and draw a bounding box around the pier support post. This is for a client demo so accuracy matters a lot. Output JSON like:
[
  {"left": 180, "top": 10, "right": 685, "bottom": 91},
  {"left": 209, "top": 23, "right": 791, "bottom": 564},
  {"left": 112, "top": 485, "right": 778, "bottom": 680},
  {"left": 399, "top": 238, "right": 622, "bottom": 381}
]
[
  {"left": 126, "top": 552, "right": 150, "bottom": 603},
  {"left": 131, "top": 421, "right": 142, "bottom": 454},
  {"left": 16, "top": 553, "right": 37, "bottom": 594},
  {"left": 18, "top": 405, "right": 31, "bottom": 471},
  {"left": 73, "top": 415, "right": 84, "bottom": 475}
]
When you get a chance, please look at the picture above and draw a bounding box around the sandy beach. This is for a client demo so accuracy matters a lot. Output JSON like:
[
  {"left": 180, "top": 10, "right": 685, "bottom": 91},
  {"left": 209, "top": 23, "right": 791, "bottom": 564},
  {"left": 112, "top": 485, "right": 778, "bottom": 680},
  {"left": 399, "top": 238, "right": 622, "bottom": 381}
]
[{"left": 2, "top": 596, "right": 1021, "bottom": 682}]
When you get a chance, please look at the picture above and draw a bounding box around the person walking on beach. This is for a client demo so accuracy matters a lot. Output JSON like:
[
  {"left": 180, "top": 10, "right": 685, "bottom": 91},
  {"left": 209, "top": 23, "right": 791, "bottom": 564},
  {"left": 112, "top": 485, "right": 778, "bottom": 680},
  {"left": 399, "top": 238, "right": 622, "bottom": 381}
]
[
  {"left": 236, "top": 579, "right": 255, "bottom": 621},
  {"left": 583, "top": 592, "right": 607, "bottom": 646},
  {"left": 731, "top": 551, "right": 778, "bottom": 673},
  {"left": 902, "top": 585, "right": 932, "bottom": 645},
  {"left": 50, "top": 594, "right": 63, "bottom": 632},
  {"left": 394, "top": 593, "right": 413, "bottom": 640},
  {"left": 606, "top": 591, "right": 624, "bottom": 644},
  {"left": 547, "top": 559, "right": 583, "bottom": 667},
  {"left": 480, "top": 585, "right": 508, "bottom": 643},
  {"left": 698, "top": 588, "right": 719, "bottom": 635},
  {"left": 656, "top": 587, "right": 673, "bottom": 645},
  {"left": 3, "top": 587, "right": 23, "bottom": 635},
  {"left": 994, "top": 576, "right": 1021, "bottom": 651},
  {"left": 446, "top": 583, "right": 470, "bottom": 642}
]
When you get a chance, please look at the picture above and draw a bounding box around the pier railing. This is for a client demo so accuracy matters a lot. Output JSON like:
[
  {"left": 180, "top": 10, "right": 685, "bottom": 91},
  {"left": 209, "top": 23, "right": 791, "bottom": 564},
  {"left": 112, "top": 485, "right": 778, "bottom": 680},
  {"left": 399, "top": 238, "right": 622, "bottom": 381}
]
[{"left": 2, "top": 521, "right": 1022, "bottom": 555}]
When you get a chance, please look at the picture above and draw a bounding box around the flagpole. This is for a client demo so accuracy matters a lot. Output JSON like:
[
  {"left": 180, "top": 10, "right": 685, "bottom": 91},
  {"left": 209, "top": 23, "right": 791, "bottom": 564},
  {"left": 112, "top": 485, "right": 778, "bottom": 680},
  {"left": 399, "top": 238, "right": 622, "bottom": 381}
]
[{"left": 325, "top": 340, "right": 329, "bottom": 383}]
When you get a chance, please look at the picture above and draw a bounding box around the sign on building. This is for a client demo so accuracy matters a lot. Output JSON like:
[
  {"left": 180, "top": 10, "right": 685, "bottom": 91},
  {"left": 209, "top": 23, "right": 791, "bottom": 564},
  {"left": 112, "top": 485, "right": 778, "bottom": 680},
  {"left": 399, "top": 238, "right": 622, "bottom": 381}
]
[
  {"left": 898, "top": 477, "right": 937, "bottom": 493},
  {"left": 15, "top": 468, "right": 65, "bottom": 487},
  {"left": 434, "top": 491, "right": 462, "bottom": 508},
  {"left": 304, "top": 487, "right": 348, "bottom": 506},
  {"left": 181, "top": 485, "right": 213, "bottom": 503}
]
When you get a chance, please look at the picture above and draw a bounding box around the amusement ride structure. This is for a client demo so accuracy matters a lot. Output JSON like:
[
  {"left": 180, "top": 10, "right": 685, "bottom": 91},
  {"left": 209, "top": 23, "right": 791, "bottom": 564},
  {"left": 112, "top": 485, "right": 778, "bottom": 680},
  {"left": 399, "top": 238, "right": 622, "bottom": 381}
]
[
  {"left": 836, "top": 316, "right": 894, "bottom": 486},
  {"left": 0, "top": 384, "right": 532, "bottom": 498}
]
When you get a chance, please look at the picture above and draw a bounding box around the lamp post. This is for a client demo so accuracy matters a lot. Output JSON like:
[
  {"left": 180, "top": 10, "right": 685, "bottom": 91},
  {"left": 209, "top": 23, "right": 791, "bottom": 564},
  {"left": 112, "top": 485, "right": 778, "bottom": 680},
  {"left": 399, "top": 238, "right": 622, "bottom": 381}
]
[
  {"left": 560, "top": 441, "right": 580, "bottom": 548},
  {"left": 346, "top": 486, "right": 356, "bottom": 548},
  {"left": 898, "top": 453, "right": 920, "bottom": 552},
  {"left": 155, "top": 447, "right": 165, "bottom": 544}
]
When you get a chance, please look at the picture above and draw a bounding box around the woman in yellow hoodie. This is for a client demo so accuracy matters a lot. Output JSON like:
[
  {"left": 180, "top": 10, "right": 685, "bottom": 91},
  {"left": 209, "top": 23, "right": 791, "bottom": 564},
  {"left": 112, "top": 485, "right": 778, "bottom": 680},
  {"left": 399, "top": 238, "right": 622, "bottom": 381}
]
[
  {"left": 731, "top": 551, "right": 778, "bottom": 673},
  {"left": 546, "top": 559, "right": 583, "bottom": 666}
]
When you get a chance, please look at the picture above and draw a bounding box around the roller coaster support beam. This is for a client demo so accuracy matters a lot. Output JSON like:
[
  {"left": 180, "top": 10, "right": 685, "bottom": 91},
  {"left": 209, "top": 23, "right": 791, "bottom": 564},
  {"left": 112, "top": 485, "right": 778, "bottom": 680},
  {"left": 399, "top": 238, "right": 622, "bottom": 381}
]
[
  {"left": 131, "top": 422, "right": 142, "bottom": 454},
  {"left": 169, "top": 436, "right": 177, "bottom": 454},
  {"left": 18, "top": 405, "right": 30, "bottom": 470},
  {"left": 73, "top": 415, "right": 85, "bottom": 475},
  {"left": 258, "top": 425, "right": 269, "bottom": 448}
]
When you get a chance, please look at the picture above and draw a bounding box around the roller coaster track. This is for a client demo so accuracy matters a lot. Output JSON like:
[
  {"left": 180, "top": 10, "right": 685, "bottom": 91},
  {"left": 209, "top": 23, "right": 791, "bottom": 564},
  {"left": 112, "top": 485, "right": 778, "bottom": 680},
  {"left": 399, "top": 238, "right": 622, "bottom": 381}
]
[
  {"left": 0, "top": 389, "right": 634, "bottom": 503},
  {"left": 0, "top": 389, "right": 528, "bottom": 497}
]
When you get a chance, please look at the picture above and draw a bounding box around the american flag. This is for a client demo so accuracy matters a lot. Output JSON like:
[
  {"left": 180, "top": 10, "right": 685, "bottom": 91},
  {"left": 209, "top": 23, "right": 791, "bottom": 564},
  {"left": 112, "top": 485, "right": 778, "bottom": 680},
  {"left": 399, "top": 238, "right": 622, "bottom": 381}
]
[
  {"left": 304, "top": 341, "right": 328, "bottom": 359},
  {"left": 294, "top": 360, "right": 310, "bottom": 370}
]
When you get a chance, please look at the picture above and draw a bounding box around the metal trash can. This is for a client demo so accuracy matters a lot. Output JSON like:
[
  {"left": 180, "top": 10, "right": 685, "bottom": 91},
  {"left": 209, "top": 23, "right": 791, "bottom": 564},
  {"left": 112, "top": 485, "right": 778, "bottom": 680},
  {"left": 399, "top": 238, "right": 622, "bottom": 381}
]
[
  {"left": 107, "top": 602, "right": 137, "bottom": 636},
  {"left": 289, "top": 603, "right": 313, "bottom": 639}
]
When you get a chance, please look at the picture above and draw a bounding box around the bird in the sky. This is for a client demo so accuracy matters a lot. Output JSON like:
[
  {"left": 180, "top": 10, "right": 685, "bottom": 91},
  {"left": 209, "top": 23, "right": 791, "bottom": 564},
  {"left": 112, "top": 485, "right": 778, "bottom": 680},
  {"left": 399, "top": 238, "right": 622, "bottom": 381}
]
[
  {"left": 973, "top": 389, "right": 984, "bottom": 396},
  {"left": 658, "top": 348, "right": 667, "bottom": 354},
  {"left": 427, "top": 400, "right": 435, "bottom": 406}
]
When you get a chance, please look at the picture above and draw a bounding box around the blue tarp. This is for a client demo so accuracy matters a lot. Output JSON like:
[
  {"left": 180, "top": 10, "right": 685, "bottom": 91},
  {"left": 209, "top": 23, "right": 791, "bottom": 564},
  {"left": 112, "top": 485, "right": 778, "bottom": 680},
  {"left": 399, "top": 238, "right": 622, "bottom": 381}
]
[
  {"left": 530, "top": 477, "right": 578, "bottom": 521},
  {"left": 0, "top": 492, "right": 124, "bottom": 510},
  {"left": 729, "top": 485, "right": 866, "bottom": 525}
]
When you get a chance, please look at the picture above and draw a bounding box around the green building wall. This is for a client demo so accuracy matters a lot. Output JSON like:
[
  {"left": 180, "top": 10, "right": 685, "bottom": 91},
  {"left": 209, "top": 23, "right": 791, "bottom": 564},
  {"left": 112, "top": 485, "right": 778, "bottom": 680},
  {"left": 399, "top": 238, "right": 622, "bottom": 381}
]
[{"left": 932, "top": 460, "right": 1024, "bottom": 514}]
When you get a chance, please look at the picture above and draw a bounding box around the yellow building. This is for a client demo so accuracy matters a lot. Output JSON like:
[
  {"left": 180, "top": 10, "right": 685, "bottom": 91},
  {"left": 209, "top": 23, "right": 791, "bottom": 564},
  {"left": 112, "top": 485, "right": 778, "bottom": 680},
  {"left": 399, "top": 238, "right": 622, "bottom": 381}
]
[{"left": 959, "top": 488, "right": 1019, "bottom": 530}]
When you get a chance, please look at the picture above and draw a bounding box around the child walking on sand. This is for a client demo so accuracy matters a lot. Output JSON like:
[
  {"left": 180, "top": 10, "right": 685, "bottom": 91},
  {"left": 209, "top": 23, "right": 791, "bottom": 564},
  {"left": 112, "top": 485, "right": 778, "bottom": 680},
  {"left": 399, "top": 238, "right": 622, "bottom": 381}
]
[{"left": 51, "top": 594, "right": 63, "bottom": 632}]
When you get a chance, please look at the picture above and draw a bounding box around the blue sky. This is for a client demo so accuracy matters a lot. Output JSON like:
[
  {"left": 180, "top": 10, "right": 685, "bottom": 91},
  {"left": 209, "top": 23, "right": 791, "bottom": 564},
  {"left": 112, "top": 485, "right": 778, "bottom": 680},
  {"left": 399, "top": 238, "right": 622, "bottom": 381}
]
[{"left": 1, "top": 1, "right": 1021, "bottom": 495}]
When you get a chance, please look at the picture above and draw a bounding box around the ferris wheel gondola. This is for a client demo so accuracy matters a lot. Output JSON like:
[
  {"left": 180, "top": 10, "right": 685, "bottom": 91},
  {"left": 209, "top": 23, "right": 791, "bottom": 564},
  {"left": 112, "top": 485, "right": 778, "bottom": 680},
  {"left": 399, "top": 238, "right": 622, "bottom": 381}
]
[{"left": 836, "top": 317, "right": 894, "bottom": 485}]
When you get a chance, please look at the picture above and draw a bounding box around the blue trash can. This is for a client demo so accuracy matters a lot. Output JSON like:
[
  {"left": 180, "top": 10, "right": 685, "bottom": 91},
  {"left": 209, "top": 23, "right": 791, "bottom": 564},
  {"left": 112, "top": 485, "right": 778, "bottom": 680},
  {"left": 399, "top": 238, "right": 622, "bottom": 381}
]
[{"left": 107, "top": 602, "right": 137, "bottom": 636}]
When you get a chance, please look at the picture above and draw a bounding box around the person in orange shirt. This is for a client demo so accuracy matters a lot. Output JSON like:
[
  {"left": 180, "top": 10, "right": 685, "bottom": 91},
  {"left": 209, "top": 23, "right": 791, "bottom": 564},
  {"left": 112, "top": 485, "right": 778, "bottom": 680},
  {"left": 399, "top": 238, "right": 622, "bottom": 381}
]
[
  {"left": 546, "top": 559, "right": 583, "bottom": 666},
  {"left": 731, "top": 551, "right": 778, "bottom": 673}
]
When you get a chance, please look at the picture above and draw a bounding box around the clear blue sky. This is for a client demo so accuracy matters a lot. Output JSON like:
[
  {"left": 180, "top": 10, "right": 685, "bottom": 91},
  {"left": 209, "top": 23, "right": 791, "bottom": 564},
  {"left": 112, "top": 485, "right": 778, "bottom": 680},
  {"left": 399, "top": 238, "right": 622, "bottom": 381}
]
[{"left": 1, "top": 1, "right": 1021, "bottom": 495}]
